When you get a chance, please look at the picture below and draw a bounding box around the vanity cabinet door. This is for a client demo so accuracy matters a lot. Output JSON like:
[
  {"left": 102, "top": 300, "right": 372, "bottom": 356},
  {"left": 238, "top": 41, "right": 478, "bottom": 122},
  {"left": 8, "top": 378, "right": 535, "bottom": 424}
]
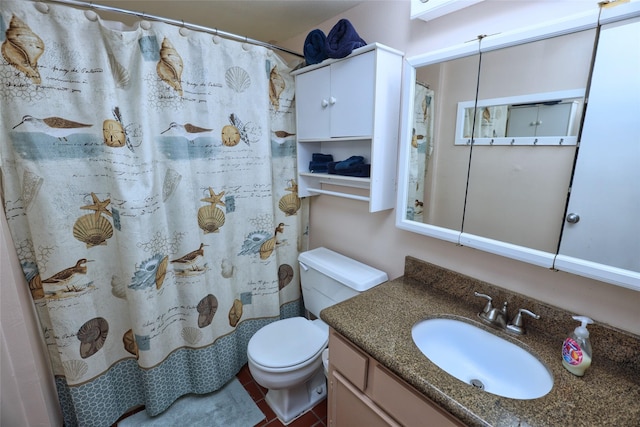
[
  {"left": 328, "top": 329, "right": 465, "bottom": 427},
  {"left": 556, "top": 17, "right": 640, "bottom": 289},
  {"left": 296, "top": 51, "right": 375, "bottom": 140},
  {"left": 330, "top": 371, "right": 400, "bottom": 427}
]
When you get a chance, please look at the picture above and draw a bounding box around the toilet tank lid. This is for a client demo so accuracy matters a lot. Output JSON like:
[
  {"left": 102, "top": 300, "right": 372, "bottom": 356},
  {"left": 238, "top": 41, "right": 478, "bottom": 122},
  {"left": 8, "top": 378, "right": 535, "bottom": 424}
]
[{"left": 298, "top": 247, "right": 388, "bottom": 292}]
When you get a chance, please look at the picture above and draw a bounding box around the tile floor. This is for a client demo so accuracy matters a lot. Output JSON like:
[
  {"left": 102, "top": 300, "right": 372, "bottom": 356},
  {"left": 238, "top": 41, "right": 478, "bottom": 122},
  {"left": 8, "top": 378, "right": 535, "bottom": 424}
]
[{"left": 237, "top": 363, "right": 328, "bottom": 427}]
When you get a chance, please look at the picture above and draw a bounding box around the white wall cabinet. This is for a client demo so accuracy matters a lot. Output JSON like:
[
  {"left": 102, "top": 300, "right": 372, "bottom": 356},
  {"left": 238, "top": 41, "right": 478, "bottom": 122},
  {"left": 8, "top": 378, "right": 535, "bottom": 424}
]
[
  {"left": 328, "top": 329, "right": 464, "bottom": 427},
  {"left": 411, "top": 0, "right": 484, "bottom": 22},
  {"left": 292, "top": 44, "right": 403, "bottom": 212},
  {"left": 555, "top": 16, "right": 640, "bottom": 290},
  {"left": 296, "top": 52, "right": 375, "bottom": 139},
  {"left": 506, "top": 102, "right": 577, "bottom": 138}
]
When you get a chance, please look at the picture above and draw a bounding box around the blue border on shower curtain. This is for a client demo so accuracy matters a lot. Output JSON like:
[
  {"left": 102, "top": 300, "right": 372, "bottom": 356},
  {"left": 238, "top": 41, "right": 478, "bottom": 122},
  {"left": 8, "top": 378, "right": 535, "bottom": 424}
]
[{"left": 55, "top": 299, "right": 303, "bottom": 427}]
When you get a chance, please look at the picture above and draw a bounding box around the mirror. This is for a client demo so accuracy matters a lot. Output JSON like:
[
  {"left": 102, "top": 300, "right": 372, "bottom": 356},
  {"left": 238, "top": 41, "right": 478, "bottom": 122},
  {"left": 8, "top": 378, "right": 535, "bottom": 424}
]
[
  {"left": 405, "top": 53, "right": 479, "bottom": 236},
  {"left": 397, "top": 24, "right": 597, "bottom": 265},
  {"left": 462, "top": 30, "right": 595, "bottom": 257}
]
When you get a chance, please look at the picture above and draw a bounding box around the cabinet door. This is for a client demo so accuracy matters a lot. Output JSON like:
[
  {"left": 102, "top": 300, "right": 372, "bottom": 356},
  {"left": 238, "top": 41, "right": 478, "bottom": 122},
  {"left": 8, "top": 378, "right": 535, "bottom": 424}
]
[
  {"left": 296, "top": 66, "right": 331, "bottom": 139},
  {"left": 330, "top": 371, "right": 400, "bottom": 427},
  {"left": 506, "top": 106, "right": 538, "bottom": 137},
  {"left": 556, "top": 17, "right": 640, "bottom": 288},
  {"left": 535, "top": 103, "right": 573, "bottom": 137},
  {"left": 330, "top": 51, "right": 375, "bottom": 137}
]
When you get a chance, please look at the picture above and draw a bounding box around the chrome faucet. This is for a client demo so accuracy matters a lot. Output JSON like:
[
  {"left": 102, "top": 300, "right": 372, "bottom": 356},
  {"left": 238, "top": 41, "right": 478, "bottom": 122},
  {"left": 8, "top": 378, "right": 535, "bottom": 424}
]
[
  {"left": 506, "top": 308, "right": 540, "bottom": 335},
  {"left": 474, "top": 292, "right": 508, "bottom": 328},
  {"left": 474, "top": 292, "right": 539, "bottom": 334}
]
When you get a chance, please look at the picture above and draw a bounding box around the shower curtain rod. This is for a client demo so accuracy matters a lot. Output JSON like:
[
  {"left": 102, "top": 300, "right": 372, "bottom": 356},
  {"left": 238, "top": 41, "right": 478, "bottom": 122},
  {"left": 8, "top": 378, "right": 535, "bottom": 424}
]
[{"left": 34, "top": 0, "right": 305, "bottom": 58}]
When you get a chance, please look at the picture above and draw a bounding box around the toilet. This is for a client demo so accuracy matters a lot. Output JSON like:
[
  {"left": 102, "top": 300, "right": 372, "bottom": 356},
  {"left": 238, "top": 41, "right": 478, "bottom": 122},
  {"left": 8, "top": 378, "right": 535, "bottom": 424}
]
[{"left": 247, "top": 247, "right": 388, "bottom": 425}]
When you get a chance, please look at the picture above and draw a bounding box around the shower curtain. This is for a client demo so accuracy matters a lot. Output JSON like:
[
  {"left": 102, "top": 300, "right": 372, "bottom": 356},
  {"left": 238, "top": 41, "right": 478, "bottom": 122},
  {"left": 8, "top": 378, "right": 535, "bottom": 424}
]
[
  {"left": 0, "top": 1, "right": 306, "bottom": 426},
  {"left": 406, "top": 82, "right": 434, "bottom": 222}
]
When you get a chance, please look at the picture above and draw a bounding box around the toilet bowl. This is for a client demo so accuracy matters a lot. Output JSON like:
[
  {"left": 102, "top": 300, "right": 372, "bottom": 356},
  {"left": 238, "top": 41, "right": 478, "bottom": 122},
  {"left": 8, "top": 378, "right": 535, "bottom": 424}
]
[
  {"left": 246, "top": 247, "right": 387, "bottom": 425},
  {"left": 247, "top": 318, "right": 328, "bottom": 424}
]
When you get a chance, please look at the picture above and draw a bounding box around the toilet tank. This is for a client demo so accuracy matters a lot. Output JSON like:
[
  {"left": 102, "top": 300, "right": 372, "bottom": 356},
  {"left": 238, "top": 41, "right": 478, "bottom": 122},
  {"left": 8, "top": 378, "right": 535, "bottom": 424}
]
[{"left": 298, "top": 247, "right": 388, "bottom": 318}]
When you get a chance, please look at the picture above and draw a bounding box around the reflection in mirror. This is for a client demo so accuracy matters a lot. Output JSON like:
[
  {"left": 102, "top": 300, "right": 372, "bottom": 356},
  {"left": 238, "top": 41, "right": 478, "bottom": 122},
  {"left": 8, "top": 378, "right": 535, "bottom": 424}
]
[
  {"left": 405, "top": 53, "right": 479, "bottom": 232},
  {"left": 456, "top": 90, "right": 585, "bottom": 146},
  {"left": 462, "top": 29, "right": 597, "bottom": 254}
]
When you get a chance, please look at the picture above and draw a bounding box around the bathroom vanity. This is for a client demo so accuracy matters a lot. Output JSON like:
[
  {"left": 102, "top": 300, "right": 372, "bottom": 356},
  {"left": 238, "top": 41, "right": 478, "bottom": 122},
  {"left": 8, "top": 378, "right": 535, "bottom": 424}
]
[
  {"left": 328, "top": 328, "right": 463, "bottom": 426},
  {"left": 321, "top": 257, "right": 640, "bottom": 426}
]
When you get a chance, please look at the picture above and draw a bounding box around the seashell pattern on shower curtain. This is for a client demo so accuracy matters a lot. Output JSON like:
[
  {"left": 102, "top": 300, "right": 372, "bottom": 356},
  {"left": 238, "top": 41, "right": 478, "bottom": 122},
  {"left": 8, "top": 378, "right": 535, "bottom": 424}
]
[{"left": 0, "top": 1, "right": 307, "bottom": 425}]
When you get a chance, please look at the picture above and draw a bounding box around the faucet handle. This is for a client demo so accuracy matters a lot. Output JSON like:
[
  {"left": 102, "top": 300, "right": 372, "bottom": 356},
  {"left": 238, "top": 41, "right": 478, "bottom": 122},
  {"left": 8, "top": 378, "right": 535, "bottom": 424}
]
[
  {"left": 474, "top": 292, "right": 493, "bottom": 313},
  {"left": 506, "top": 308, "right": 540, "bottom": 335}
]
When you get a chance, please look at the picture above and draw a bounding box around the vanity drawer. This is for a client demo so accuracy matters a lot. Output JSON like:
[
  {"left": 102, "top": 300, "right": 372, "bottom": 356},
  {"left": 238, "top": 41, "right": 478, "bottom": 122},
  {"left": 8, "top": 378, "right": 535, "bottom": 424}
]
[
  {"left": 371, "top": 363, "right": 464, "bottom": 427},
  {"left": 329, "top": 330, "right": 368, "bottom": 391}
]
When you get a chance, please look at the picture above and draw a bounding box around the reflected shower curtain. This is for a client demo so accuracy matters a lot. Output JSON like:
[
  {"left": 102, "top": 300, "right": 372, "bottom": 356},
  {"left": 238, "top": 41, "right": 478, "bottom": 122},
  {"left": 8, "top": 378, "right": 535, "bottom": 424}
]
[
  {"left": 0, "top": 1, "right": 305, "bottom": 426},
  {"left": 406, "top": 82, "right": 434, "bottom": 222}
]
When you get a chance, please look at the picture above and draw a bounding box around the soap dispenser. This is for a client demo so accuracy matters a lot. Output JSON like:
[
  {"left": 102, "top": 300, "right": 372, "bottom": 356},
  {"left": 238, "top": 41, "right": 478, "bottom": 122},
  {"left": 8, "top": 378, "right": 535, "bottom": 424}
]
[{"left": 561, "top": 315, "right": 593, "bottom": 376}]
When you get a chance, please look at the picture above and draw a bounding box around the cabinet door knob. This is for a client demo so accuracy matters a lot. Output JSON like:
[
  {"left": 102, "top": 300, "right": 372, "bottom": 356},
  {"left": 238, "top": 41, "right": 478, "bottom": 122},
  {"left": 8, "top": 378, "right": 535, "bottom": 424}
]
[
  {"left": 321, "top": 99, "right": 329, "bottom": 108},
  {"left": 329, "top": 96, "right": 337, "bottom": 105},
  {"left": 566, "top": 213, "right": 580, "bottom": 223}
]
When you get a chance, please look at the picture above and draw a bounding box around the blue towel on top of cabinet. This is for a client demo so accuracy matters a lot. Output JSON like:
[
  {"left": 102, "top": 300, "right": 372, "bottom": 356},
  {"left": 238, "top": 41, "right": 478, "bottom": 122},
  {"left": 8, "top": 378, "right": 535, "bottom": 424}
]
[
  {"left": 325, "top": 19, "right": 367, "bottom": 59},
  {"left": 304, "top": 29, "right": 329, "bottom": 65}
]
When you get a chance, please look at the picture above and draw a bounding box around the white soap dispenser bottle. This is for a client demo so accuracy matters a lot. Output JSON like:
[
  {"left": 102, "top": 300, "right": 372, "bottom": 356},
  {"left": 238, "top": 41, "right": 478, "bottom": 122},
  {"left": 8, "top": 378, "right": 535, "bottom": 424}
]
[{"left": 561, "top": 315, "right": 593, "bottom": 376}]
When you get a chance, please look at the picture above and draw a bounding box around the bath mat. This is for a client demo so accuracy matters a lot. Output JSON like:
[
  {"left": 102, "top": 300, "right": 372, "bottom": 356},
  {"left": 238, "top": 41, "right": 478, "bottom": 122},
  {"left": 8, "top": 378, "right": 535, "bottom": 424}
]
[{"left": 118, "top": 378, "right": 265, "bottom": 427}]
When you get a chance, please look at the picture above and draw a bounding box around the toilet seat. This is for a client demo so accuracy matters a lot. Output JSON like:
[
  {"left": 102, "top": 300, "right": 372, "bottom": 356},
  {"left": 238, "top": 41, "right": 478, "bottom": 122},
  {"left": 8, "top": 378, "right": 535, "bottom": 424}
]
[{"left": 248, "top": 317, "right": 328, "bottom": 369}]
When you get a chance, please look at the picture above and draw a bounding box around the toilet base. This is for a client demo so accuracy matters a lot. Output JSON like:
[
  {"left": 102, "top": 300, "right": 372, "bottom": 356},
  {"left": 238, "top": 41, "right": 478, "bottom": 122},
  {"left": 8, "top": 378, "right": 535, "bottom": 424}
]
[{"left": 264, "top": 369, "right": 327, "bottom": 425}]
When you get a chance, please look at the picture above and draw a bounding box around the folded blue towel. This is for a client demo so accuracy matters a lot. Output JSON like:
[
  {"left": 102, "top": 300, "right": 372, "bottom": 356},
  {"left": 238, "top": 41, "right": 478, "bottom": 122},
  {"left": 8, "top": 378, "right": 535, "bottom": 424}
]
[
  {"left": 310, "top": 162, "right": 333, "bottom": 173},
  {"left": 310, "top": 167, "right": 329, "bottom": 173},
  {"left": 335, "top": 155, "right": 364, "bottom": 170},
  {"left": 304, "top": 29, "right": 329, "bottom": 65},
  {"left": 328, "top": 162, "right": 370, "bottom": 177},
  {"left": 325, "top": 19, "right": 367, "bottom": 59},
  {"left": 312, "top": 153, "right": 334, "bottom": 162}
]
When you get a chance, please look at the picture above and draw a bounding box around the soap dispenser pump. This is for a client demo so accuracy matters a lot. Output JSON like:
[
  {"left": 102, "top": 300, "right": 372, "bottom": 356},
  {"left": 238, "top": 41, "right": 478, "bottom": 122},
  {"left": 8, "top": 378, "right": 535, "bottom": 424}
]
[{"left": 562, "top": 315, "right": 593, "bottom": 376}]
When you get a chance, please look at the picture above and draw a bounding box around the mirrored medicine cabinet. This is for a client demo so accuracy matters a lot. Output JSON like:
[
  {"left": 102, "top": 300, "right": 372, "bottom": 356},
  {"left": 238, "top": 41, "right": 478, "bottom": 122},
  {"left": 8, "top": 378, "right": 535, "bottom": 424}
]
[{"left": 396, "top": 6, "right": 640, "bottom": 291}]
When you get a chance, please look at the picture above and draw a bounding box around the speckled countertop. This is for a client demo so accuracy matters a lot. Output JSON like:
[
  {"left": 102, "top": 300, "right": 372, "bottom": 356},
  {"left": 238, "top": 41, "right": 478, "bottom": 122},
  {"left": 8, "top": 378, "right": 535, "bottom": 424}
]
[{"left": 320, "top": 257, "right": 640, "bottom": 426}]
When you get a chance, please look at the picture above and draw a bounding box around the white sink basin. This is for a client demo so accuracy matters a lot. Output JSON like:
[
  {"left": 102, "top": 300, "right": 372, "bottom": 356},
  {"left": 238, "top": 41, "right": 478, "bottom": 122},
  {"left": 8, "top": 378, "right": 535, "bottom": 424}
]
[{"left": 411, "top": 317, "right": 553, "bottom": 400}]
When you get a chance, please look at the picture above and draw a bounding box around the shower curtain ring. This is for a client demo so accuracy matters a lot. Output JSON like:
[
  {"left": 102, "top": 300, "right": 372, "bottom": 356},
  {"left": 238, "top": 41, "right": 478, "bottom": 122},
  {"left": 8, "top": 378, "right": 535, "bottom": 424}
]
[
  {"left": 140, "top": 12, "right": 152, "bottom": 30},
  {"left": 179, "top": 20, "right": 189, "bottom": 36},
  {"left": 84, "top": 3, "right": 99, "bottom": 21}
]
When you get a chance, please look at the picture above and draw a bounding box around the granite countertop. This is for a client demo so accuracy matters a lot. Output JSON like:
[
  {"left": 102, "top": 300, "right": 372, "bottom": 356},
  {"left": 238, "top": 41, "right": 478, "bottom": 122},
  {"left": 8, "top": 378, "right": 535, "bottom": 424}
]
[{"left": 320, "top": 257, "right": 640, "bottom": 426}]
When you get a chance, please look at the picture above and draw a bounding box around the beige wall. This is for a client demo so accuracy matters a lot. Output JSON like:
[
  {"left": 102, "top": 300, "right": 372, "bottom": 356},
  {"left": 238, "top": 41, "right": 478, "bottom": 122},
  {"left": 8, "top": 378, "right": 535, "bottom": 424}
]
[{"left": 281, "top": 1, "right": 640, "bottom": 335}]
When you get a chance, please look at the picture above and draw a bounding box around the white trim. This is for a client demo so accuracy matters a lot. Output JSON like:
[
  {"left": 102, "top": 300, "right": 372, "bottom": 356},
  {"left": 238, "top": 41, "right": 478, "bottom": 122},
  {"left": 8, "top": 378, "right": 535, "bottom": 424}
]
[
  {"left": 554, "top": 255, "right": 640, "bottom": 291},
  {"left": 599, "top": 0, "right": 640, "bottom": 25},
  {"left": 405, "top": 2, "right": 640, "bottom": 67},
  {"left": 459, "top": 233, "right": 556, "bottom": 268},
  {"left": 479, "top": 9, "right": 599, "bottom": 53}
]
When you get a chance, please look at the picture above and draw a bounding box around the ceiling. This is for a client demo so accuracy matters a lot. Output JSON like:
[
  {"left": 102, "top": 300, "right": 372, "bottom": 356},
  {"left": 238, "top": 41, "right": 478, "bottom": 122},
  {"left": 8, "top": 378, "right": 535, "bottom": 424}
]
[{"left": 91, "top": 1, "right": 362, "bottom": 47}]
